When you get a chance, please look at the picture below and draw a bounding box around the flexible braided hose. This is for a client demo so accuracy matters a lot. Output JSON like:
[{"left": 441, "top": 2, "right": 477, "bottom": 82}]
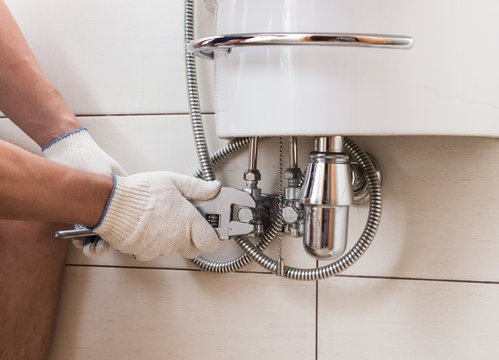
[
  {"left": 185, "top": 0, "right": 215, "bottom": 181},
  {"left": 235, "top": 137, "right": 382, "bottom": 280}
]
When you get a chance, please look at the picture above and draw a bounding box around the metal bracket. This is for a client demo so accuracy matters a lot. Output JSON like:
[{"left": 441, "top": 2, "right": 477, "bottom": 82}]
[{"left": 350, "top": 153, "right": 382, "bottom": 204}]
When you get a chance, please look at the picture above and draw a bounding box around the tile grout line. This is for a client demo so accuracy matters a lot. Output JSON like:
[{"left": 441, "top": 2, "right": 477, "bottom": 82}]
[
  {"left": 0, "top": 112, "right": 215, "bottom": 119},
  {"left": 65, "top": 263, "right": 272, "bottom": 275},
  {"left": 65, "top": 263, "right": 499, "bottom": 286},
  {"left": 336, "top": 274, "right": 499, "bottom": 285},
  {"left": 75, "top": 112, "right": 215, "bottom": 117}
]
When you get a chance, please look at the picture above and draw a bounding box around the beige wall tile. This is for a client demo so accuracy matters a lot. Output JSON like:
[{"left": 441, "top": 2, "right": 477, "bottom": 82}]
[
  {"left": 344, "top": 136, "right": 499, "bottom": 282},
  {"left": 4, "top": 0, "right": 215, "bottom": 115},
  {"left": 49, "top": 266, "right": 316, "bottom": 360},
  {"left": 318, "top": 276, "right": 499, "bottom": 360}
]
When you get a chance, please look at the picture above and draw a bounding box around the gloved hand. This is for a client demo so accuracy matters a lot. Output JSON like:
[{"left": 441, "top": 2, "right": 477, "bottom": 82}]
[
  {"left": 91, "top": 172, "right": 221, "bottom": 261},
  {"left": 42, "top": 127, "right": 127, "bottom": 257},
  {"left": 42, "top": 127, "right": 127, "bottom": 176}
]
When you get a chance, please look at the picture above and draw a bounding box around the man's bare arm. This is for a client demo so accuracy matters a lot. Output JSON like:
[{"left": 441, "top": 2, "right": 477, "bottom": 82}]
[
  {"left": 0, "top": 0, "right": 80, "bottom": 147},
  {"left": 0, "top": 138, "right": 113, "bottom": 226}
]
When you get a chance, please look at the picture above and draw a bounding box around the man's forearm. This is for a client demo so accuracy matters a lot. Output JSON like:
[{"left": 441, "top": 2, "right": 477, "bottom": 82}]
[
  {"left": 0, "top": 139, "right": 113, "bottom": 227},
  {"left": 0, "top": 0, "right": 80, "bottom": 147}
]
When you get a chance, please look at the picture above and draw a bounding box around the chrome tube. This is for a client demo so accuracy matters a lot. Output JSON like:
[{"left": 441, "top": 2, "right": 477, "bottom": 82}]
[
  {"left": 244, "top": 137, "right": 262, "bottom": 201},
  {"left": 236, "top": 137, "right": 382, "bottom": 280},
  {"left": 188, "top": 33, "right": 414, "bottom": 60},
  {"left": 289, "top": 137, "right": 298, "bottom": 169},
  {"left": 301, "top": 136, "right": 353, "bottom": 260},
  {"left": 302, "top": 206, "right": 350, "bottom": 259},
  {"left": 315, "top": 136, "right": 344, "bottom": 153},
  {"left": 248, "top": 137, "right": 259, "bottom": 170}
]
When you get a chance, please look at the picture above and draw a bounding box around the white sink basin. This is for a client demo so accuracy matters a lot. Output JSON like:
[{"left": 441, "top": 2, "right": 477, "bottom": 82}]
[{"left": 210, "top": 0, "right": 499, "bottom": 138}]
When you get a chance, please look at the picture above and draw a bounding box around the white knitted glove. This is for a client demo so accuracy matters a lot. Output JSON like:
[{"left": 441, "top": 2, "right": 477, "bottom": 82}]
[
  {"left": 92, "top": 172, "right": 221, "bottom": 261},
  {"left": 42, "top": 127, "right": 127, "bottom": 176},
  {"left": 42, "top": 127, "right": 127, "bottom": 257}
]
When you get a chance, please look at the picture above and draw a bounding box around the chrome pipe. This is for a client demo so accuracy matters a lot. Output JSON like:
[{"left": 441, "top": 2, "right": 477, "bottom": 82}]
[
  {"left": 315, "top": 136, "right": 344, "bottom": 153},
  {"left": 243, "top": 137, "right": 262, "bottom": 201},
  {"left": 300, "top": 136, "right": 353, "bottom": 260},
  {"left": 289, "top": 136, "right": 298, "bottom": 169},
  {"left": 248, "top": 137, "right": 259, "bottom": 170},
  {"left": 188, "top": 32, "right": 414, "bottom": 60}
]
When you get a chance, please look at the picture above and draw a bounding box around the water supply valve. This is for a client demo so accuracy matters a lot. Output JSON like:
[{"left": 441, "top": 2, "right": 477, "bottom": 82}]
[{"left": 282, "top": 167, "right": 304, "bottom": 238}]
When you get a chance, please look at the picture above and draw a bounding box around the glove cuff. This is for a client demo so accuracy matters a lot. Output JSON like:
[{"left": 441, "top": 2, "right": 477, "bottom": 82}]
[
  {"left": 41, "top": 127, "right": 89, "bottom": 152},
  {"left": 42, "top": 127, "right": 98, "bottom": 169},
  {"left": 41, "top": 127, "right": 128, "bottom": 176},
  {"left": 91, "top": 175, "right": 152, "bottom": 247}
]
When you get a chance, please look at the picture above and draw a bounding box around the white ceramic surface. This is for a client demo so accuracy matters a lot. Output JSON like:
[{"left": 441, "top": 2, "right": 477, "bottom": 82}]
[{"left": 213, "top": 0, "right": 499, "bottom": 137}]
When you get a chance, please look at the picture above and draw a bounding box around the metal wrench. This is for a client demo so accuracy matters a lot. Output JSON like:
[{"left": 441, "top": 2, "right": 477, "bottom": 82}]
[
  {"left": 195, "top": 187, "right": 255, "bottom": 240},
  {"left": 55, "top": 187, "right": 256, "bottom": 240}
]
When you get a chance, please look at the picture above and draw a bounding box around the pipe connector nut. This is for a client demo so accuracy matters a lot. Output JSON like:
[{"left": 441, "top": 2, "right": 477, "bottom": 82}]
[
  {"left": 284, "top": 186, "right": 302, "bottom": 202},
  {"left": 282, "top": 206, "right": 301, "bottom": 224},
  {"left": 289, "top": 224, "right": 303, "bottom": 238},
  {"left": 285, "top": 168, "right": 302, "bottom": 181},
  {"left": 244, "top": 169, "right": 261, "bottom": 182},
  {"left": 237, "top": 207, "right": 255, "bottom": 223}
]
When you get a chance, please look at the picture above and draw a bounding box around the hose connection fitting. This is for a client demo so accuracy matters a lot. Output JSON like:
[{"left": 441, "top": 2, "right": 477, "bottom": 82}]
[
  {"left": 243, "top": 169, "right": 262, "bottom": 200},
  {"left": 282, "top": 167, "right": 304, "bottom": 238},
  {"left": 240, "top": 137, "right": 264, "bottom": 237}
]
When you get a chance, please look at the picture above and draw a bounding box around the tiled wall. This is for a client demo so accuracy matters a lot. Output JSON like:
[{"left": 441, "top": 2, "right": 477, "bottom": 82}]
[{"left": 3, "top": 1, "right": 499, "bottom": 359}]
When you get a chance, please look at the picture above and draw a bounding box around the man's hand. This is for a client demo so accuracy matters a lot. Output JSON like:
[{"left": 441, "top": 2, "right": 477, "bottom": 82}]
[
  {"left": 42, "top": 127, "right": 127, "bottom": 257},
  {"left": 92, "top": 172, "right": 221, "bottom": 260}
]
